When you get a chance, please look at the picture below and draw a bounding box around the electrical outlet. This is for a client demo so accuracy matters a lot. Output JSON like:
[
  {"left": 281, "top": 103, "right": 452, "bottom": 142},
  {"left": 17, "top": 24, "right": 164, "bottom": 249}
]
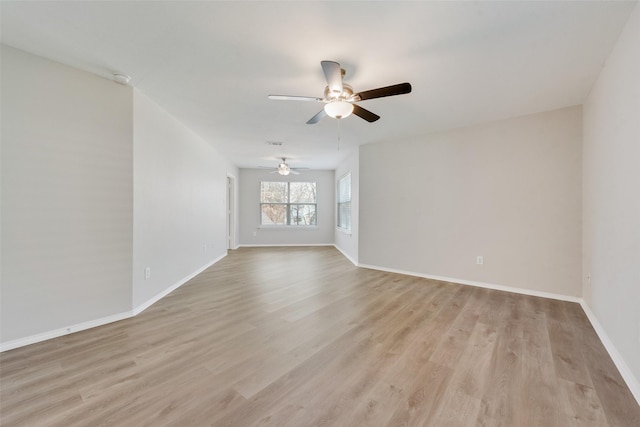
[
  {"left": 253, "top": 231, "right": 257, "bottom": 237},
  {"left": 145, "top": 267, "right": 151, "bottom": 279},
  {"left": 203, "top": 244, "right": 207, "bottom": 252},
  {"left": 476, "top": 256, "right": 484, "bottom": 265}
]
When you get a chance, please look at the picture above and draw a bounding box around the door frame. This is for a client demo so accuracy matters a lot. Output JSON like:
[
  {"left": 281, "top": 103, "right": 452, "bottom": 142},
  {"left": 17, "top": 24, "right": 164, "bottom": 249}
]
[{"left": 226, "top": 174, "right": 236, "bottom": 250}]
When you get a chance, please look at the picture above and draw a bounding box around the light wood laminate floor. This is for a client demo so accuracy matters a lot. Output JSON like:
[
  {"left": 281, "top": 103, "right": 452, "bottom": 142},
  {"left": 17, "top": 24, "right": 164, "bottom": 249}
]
[{"left": 1, "top": 247, "right": 639, "bottom": 426}]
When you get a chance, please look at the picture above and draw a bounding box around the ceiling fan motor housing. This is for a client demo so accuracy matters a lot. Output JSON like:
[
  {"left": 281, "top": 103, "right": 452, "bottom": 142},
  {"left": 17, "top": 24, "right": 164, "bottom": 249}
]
[{"left": 324, "top": 84, "right": 353, "bottom": 101}]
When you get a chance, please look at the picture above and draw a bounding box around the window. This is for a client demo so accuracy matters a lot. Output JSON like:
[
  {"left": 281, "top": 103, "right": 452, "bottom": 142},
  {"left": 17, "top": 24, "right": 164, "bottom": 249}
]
[
  {"left": 260, "top": 181, "right": 317, "bottom": 226},
  {"left": 337, "top": 173, "right": 351, "bottom": 231}
]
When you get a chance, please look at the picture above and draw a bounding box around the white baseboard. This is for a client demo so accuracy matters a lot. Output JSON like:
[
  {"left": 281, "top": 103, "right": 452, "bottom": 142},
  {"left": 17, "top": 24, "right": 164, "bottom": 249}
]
[
  {"left": 132, "top": 253, "right": 226, "bottom": 315},
  {"left": 238, "top": 243, "right": 335, "bottom": 248},
  {"left": 1, "top": 253, "right": 227, "bottom": 353},
  {"left": 356, "top": 261, "right": 638, "bottom": 406},
  {"left": 333, "top": 244, "right": 358, "bottom": 266},
  {"left": 0, "top": 311, "right": 134, "bottom": 352},
  {"left": 579, "top": 301, "right": 640, "bottom": 405},
  {"left": 357, "top": 262, "right": 581, "bottom": 303},
  {"left": 4, "top": 249, "right": 638, "bottom": 407}
]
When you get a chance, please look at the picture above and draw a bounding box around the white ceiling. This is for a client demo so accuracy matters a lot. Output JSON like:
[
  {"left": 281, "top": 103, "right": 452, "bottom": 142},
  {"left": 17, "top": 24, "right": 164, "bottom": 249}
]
[{"left": 1, "top": 1, "right": 636, "bottom": 170}]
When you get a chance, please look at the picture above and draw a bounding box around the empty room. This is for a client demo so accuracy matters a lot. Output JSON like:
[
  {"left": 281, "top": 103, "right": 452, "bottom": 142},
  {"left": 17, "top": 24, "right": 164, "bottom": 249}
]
[{"left": 1, "top": 1, "right": 639, "bottom": 426}]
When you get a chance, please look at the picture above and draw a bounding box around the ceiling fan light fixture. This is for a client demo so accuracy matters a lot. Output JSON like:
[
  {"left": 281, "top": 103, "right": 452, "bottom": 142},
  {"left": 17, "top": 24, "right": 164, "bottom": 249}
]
[
  {"left": 278, "top": 163, "right": 291, "bottom": 175},
  {"left": 324, "top": 101, "right": 354, "bottom": 119}
]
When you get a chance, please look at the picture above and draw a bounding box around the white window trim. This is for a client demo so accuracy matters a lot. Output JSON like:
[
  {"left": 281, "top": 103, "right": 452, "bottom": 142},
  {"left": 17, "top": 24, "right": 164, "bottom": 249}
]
[
  {"left": 259, "top": 181, "right": 318, "bottom": 226},
  {"left": 337, "top": 172, "right": 352, "bottom": 232}
]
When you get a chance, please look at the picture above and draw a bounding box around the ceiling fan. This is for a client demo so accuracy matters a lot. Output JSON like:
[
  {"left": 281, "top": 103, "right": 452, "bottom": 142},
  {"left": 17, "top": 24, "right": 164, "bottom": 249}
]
[
  {"left": 264, "top": 158, "right": 306, "bottom": 176},
  {"left": 268, "top": 60, "right": 412, "bottom": 124}
]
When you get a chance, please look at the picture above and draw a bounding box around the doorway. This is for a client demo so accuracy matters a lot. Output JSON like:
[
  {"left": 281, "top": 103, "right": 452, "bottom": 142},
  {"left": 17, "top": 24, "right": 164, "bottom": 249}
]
[{"left": 226, "top": 174, "right": 236, "bottom": 250}]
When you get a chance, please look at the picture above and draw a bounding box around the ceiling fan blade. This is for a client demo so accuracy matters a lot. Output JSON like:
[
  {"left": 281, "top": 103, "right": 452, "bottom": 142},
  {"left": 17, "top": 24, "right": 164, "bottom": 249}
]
[
  {"left": 268, "top": 95, "right": 323, "bottom": 102},
  {"left": 306, "top": 109, "right": 327, "bottom": 124},
  {"left": 354, "top": 82, "right": 412, "bottom": 101},
  {"left": 352, "top": 104, "right": 380, "bottom": 123},
  {"left": 321, "top": 60, "right": 343, "bottom": 97},
  {"left": 290, "top": 167, "right": 309, "bottom": 175}
]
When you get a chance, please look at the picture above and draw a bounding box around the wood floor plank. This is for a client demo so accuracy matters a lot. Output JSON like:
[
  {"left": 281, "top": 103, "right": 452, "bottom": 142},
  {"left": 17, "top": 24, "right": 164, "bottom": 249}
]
[
  {"left": 559, "top": 378, "right": 610, "bottom": 427},
  {"left": 476, "top": 292, "right": 524, "bottom": 426},
  {"left": 428, "top": 286, "right": 487, "bottom": 368},
  {"left": 1, "top": 247, "right": 639, "bottom": 426},
  {"left": 546, "top": 299, "right": 594, "bottom": 386},
  {"left": 565, "top": 303, "right": 640, "bottom": 426},
  {"left": 306, "top": 282, "right": 455, "bottom": 427},
  {"left": 383, "top": 361, "right": 453, "bottom": 427},
  {"left": 430, "top": 322, "right": 497, "bottom": 425},
  {"left": 520, "top": 296, "right": 565, "bottom": 426}
]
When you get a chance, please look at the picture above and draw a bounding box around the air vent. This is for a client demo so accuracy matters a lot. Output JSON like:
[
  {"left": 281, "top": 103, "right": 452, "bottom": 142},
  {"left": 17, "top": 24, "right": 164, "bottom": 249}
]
[{"left": 266, "top": 141, "right": 283, "bottom": 146}]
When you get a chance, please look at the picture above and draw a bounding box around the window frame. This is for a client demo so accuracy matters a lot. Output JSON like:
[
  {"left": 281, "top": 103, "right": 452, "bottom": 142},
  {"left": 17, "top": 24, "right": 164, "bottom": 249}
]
[
  {"left": 259, "top": 181, "right": 318, "bottom": 227},
  {"left": 337, "top": 172, "right": 352, "bottom": 232}
]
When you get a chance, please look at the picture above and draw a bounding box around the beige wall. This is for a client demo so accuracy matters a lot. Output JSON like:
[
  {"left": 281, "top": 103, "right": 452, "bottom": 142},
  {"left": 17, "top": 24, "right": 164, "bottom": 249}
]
[
  {"left": 1, "top": 46, "right": 238, "bottom": 349},
  {"left": 1, "top": 46, "right": 134, "bottom": 343},
  {"left": 132, "top": 91, "right": 237, "bottom": 309},
  {"left": 583, "top": 4, "right": 640, "bottom": 386},
  {"left": 359, "top": 106, "right": 582, "bottom": 297},
  {"left": 238, "top": 169, "right": 335, "bottom": 246}
]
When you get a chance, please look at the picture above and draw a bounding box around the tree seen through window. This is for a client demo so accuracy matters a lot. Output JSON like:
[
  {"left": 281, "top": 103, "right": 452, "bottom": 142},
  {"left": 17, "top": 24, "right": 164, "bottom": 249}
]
[{"left": 260, "top": 181, "right": 317, "bottom": 226}]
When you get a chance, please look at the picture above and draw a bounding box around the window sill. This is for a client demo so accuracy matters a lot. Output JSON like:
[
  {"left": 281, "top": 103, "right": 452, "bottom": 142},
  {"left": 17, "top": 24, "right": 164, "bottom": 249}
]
[
  {"left": 258, "top": 225, "right": 319, "bottom": 230},
  {"left": 336, "top": 227, "right": 352, "bottom": 236}
]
